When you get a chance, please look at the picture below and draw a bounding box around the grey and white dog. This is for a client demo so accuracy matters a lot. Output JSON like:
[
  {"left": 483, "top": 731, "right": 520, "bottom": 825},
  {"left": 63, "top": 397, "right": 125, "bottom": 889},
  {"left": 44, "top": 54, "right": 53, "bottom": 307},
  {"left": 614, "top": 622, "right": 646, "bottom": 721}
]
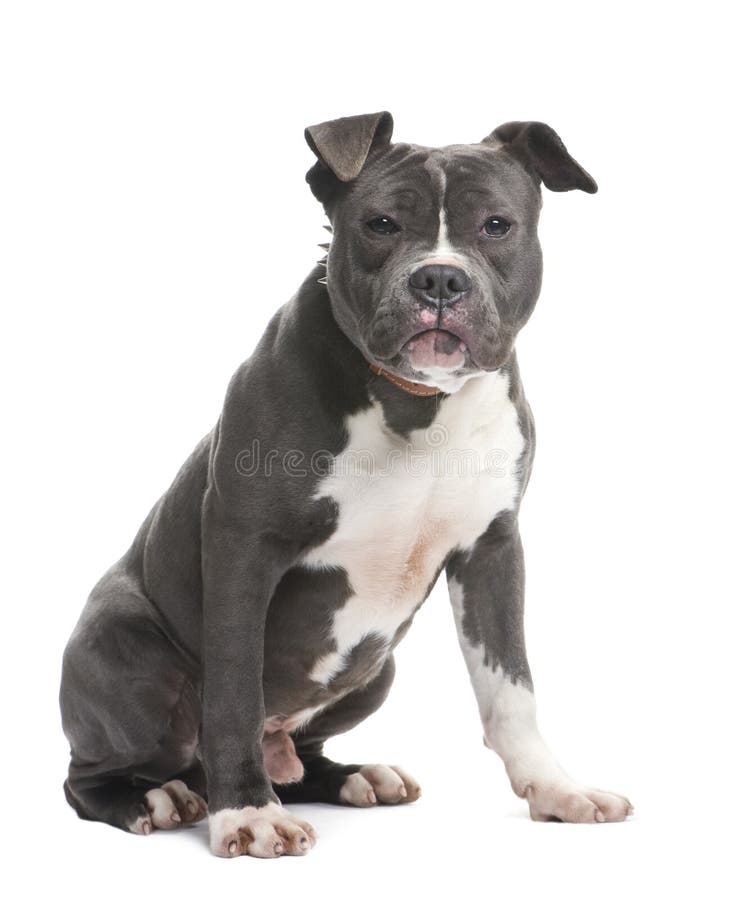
[{"left": 60, "top": 111, "right": 632, "bottom": 858}]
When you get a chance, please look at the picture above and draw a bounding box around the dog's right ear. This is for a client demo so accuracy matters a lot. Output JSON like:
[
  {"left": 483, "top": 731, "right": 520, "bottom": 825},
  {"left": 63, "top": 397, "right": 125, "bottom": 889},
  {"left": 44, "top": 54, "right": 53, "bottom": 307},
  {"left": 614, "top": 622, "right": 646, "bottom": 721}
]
[{"left": 305, "top": 111, "right": 393, "bottom": 207}]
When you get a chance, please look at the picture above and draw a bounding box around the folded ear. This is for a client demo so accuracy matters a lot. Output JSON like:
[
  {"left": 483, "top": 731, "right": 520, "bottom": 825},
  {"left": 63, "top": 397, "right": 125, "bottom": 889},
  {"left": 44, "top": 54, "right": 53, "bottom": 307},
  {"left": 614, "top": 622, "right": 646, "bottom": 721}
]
[
  {"left": 483, "top": 121, "right": 597, "bottom": 194},
  {"left": 305, "top": 111, "right": 393, "bottom": 206}
]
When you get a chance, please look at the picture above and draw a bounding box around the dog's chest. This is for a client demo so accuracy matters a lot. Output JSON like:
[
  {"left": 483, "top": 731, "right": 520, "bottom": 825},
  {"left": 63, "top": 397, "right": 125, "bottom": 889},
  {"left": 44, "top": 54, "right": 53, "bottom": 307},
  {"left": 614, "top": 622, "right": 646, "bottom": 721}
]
[{"left": 300, "top": 372, "right": 525, "bottom": 687}]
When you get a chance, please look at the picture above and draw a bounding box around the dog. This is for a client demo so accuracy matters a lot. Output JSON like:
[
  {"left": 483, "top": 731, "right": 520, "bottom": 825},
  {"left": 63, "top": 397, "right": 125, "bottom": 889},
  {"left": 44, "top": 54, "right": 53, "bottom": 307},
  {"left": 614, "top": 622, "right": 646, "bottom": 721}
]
[{"left": 59, "top": 111, "right": 632, "bottom": 857}]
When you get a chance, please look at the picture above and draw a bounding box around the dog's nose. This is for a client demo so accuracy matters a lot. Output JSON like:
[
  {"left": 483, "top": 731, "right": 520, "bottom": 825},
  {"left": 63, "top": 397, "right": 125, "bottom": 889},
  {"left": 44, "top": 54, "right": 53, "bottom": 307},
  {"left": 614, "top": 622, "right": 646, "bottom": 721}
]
[{"left": 409, "top": 264, "right": 471, "bottom": 308}]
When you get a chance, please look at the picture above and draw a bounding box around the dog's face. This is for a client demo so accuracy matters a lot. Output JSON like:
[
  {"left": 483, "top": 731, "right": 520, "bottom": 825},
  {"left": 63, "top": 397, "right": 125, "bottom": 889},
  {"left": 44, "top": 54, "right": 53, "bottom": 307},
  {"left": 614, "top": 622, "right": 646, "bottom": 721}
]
[{"left": 306, "top": 112, "right": 597, "bottom": 391}]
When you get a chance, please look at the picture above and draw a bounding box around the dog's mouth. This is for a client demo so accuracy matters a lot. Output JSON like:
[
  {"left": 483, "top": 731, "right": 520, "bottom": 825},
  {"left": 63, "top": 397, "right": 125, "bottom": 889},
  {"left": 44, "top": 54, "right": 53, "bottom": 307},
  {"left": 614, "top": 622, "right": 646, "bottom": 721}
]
[{"left": 401, "top": 328, "right": 467, "bottom": 370}]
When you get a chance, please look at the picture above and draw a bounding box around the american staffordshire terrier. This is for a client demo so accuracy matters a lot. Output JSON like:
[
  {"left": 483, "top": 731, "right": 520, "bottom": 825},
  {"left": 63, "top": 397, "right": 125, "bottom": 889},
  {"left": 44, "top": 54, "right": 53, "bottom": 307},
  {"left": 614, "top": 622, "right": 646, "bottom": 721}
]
[{"left": 60, "top": 111, "right": 632, "bottom": 857}]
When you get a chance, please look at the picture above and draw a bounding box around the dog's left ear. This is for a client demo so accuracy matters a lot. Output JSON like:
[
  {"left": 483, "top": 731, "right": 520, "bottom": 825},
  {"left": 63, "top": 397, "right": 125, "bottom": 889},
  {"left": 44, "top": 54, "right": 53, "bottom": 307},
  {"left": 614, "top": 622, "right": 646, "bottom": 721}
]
[
  {"left": 483, "top": 121, "right": 597, "bottom": 194},
  {"left": 305, "top": 111, "right": 393, "bottom": 206}
]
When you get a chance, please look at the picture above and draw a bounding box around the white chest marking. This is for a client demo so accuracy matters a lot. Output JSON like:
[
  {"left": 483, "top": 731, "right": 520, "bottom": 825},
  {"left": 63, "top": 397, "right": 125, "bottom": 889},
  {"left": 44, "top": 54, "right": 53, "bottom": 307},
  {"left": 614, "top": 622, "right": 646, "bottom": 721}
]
[{"left": 302, "top": 371, "right": 525, "bottom": 685}]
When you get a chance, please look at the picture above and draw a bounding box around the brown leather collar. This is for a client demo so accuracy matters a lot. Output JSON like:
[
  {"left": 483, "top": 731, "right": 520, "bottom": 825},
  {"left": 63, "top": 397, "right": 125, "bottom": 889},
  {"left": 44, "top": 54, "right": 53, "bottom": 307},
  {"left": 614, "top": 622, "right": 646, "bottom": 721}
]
[{"left": 368, "top": 363, "right": 443, "bottom": 397}]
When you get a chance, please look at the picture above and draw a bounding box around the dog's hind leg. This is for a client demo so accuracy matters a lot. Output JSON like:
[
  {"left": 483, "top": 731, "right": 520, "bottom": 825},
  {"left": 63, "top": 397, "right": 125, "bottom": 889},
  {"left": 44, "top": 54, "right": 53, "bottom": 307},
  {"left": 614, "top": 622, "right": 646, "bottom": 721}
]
[
  {"left": 60, "top": 566, "right": 205, "bottom": 833},
  {"left": 276, "top": 655, "right": 420, "bottom": 807},
  {"left": 64, "top": 776, "right": 155, "bottom": 832}
]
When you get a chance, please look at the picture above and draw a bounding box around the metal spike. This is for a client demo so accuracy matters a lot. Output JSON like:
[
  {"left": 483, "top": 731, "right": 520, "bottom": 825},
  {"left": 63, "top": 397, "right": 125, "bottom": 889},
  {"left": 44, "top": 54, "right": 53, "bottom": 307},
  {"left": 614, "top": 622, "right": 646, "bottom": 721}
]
[
  {"left": 317, "top": 242, "right": 330, "bottom": 250},
  {"left": 317, "top": 277, "right": 328, "bottom": 285},
  {"left": 317, "top": 260, "right": 328, "bottom": 268},
  {"left": 323, "top": 224, "right": 333, "bottom": 233}
]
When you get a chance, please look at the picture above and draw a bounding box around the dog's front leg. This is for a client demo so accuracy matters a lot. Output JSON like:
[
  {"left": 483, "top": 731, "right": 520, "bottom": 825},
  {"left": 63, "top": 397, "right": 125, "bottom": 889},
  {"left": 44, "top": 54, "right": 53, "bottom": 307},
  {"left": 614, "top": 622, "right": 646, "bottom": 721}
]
[
  {"left": 447, "top": 514, "right": 632, "bottom": 824},
  {"left": 201, "top": 500, "right": 317, "bottom": 858}
]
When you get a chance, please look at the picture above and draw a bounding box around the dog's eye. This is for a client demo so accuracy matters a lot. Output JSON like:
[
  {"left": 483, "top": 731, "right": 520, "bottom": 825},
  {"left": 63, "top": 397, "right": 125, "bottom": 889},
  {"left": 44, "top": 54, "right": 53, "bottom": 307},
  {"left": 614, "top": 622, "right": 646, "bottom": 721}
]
[
  {"left": 482, "top": 216, "right": 512, "bottom": 237},
  {"left": 367, "top": 216, "right": 401, "bottom": 235}
]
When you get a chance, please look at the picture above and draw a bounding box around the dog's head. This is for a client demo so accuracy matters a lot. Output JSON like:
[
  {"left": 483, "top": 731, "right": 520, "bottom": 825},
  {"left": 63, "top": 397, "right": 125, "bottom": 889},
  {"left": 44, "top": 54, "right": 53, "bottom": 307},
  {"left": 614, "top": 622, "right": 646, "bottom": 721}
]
[{"left": 305, "top": 111, "right": 596, "bottom": 392}]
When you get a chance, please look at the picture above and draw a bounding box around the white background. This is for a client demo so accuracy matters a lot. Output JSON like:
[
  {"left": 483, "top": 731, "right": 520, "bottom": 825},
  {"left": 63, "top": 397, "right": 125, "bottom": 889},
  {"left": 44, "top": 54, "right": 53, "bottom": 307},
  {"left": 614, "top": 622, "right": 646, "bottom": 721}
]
[{"left": 2, "top": 1, "right": 752, "bottom": 897}]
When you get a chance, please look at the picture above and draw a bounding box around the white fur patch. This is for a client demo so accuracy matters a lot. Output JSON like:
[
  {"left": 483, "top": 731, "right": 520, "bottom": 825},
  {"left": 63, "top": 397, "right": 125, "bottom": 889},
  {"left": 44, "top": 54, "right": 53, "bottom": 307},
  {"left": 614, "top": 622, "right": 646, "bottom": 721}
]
[
  {"left": 413, "top": 365, "right": 486, "bottom": 394},
  {"left": 264, "top": 704, "right": 327, "bottom": 734},
  {"left": 128, "top": 779, "right": 207, "bottom": 834},
  {"left": 411, "top": 163, "right": 471, "bottom": 274},
  {"left": 209, "top": 802, "right": 316, "bottom": 858},
  {"left": 435, "top": 204, "right": 455, "bottom": 258},
  {"left": 303, "top": 372, "right": 525, "bottom": 686},
  {"left": 339, "top": 764, "right": 418, "bottom": 806},
  {"left": 448, "top": 573, "right": 634, "bottom": 824},
  {"left": 448, "top": 575, "right": 570, "bottom": 793}
]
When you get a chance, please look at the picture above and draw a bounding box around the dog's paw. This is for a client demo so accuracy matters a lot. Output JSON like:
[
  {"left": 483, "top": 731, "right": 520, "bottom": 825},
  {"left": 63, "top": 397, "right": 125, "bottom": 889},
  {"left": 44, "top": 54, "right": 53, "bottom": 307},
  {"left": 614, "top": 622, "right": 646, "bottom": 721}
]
[
  {"left": 524, "top": 781, "right": 633, "bottom": 824},
  {"left": 339, "top": 764, "right": 421, "bottom": 807},
  {"left": 208, "top": 802, "right": 317, "bottom": 858},
  {"left": 128, "top": 779, "right": 208, "bottom": 834}
]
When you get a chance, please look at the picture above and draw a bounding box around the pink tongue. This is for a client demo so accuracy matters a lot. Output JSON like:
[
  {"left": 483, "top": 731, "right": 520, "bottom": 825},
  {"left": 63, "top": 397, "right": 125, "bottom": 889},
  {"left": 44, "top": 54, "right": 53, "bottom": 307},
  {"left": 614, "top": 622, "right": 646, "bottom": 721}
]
[{"left": 405, "top": 329, "right": 465, "bottom": 369}]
